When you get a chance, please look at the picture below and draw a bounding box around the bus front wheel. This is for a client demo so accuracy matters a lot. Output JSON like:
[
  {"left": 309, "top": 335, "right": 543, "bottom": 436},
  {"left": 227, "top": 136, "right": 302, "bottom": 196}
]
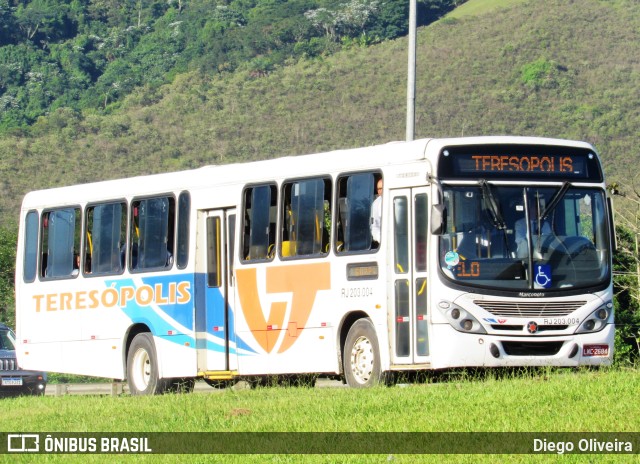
[
  {"left": 127, "top": 333, "right": 171, "bottom": 395},
  {"left": 343, "top": 318, "right": 382, "bottom": 388}
]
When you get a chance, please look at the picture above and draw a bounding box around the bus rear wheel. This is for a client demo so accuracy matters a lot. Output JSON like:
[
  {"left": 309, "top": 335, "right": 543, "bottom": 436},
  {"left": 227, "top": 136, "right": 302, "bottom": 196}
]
[
  {"left": 343, "top": 318, "right": 382, "bottom": 388},
  {"left": 127, "top": 333, "right": 171, "bottom": 395}
]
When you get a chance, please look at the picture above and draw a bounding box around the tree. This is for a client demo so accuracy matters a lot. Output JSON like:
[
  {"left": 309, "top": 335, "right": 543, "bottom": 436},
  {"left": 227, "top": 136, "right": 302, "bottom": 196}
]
[
  {"left": 0, "top": 0, "right": 18, "bottom": 46},
  {"left": 0, "top": 0, "right": 467, "bottom": 131},
  {"left": 14, "top": 0, "right": 73, "bottom": 45},
  {"left": 0, "top": 226, "right": 17, "bottom": 328},
  {"left": 610, "top": 180, "right": 640, "bottom": 363}
]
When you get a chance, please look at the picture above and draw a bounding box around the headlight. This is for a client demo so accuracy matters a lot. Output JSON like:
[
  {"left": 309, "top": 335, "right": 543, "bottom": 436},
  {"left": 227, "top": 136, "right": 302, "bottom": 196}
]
[
  {"left": 575, "top": 301, "right": 613, "bottom": 334},
  {"left": 439, "top": 301, "right": 487, "bottom": 334}
]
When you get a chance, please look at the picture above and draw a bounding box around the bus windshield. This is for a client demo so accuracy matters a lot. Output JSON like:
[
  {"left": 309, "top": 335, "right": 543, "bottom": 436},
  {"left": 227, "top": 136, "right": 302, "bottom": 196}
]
[{"left": 439, "top": 184, "right": 610, "bottom": 291}]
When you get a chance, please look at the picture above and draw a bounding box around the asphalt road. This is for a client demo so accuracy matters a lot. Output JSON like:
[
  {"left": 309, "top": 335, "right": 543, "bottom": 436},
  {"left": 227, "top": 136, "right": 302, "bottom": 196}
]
[{"left": 44, "top": 378, "right": 346, "bottom": 396}]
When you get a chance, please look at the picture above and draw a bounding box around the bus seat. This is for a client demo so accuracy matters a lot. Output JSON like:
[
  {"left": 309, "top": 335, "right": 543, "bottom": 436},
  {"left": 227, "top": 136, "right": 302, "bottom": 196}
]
[{"left": 281, "top": 241, "right": 296, "bottom": 257}]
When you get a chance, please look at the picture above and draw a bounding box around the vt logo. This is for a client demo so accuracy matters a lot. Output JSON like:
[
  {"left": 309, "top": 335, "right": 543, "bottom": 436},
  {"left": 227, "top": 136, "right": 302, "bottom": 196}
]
[{"left": 236, "top": 263, "right": 331, "bottom": 354}]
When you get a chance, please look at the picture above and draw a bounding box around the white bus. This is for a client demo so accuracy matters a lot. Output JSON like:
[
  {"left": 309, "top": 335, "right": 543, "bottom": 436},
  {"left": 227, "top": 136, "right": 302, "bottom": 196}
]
[{"left": 15, "top": 136, "right": 615, "bottom": 394}]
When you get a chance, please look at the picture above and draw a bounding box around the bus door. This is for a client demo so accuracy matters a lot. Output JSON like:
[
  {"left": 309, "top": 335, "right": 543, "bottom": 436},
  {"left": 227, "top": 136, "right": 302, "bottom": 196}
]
[
  {"left": 388, "top": 188, "right": 431, "bottom": 366},
  {"left": 195, "top": 209, "right": 237, "bottom": 375}
]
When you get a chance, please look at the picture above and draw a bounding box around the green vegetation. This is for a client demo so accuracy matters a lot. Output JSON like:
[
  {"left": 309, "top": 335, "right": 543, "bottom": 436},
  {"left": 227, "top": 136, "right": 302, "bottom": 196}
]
[
  {"left": 445, "top": 0, "right": 527, "bottom": 19},
  {"left": 612, "top": 224, "right": 640, "bottom": 365},
  {"left": 2, "top": 368, "right": 638, "bottom": 462},
  {"left": 519, "top": 58, "right": 563, "bottom": 90},
  {"left": 0, "top": 225, "right": 16, "bottom": 326},
  {"left": 0, "top": 0, "right": 461, "bottom": 133}
]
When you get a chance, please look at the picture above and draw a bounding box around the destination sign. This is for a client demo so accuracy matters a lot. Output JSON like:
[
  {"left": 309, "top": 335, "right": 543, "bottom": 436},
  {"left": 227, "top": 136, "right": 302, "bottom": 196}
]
[
  {"left": 437, "top": 144, "right": 603, "bottom": 181},
  {"left": 469, "top": 154, "right": 573, "bottom": 173}
]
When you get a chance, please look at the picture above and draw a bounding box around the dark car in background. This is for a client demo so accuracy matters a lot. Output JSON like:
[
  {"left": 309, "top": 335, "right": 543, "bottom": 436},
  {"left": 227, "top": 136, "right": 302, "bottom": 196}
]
[{"left": 0, "top": 323, "right": 47, "bottom": 396}]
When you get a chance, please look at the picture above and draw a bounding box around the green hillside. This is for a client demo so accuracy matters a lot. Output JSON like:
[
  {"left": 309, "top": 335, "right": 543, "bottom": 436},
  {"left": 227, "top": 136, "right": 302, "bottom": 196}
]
[
  {"left": 446, "top": 0, "right": 527, "bottom": 18},
  {"left": 0, "top": 0, "right": 638, "bottom": 223}
]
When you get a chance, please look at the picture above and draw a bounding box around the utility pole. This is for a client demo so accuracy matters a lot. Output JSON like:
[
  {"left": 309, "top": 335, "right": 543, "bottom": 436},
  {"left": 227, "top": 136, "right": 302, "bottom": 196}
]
[{"left": 406, "top": 0, "right": 417, "bottom": 141}]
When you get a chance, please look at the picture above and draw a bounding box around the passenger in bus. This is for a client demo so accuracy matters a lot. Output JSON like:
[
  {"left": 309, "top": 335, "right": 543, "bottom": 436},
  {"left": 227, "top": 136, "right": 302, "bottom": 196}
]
[{"left": 370, "top": 178, "right": 383, "bottom": 248}]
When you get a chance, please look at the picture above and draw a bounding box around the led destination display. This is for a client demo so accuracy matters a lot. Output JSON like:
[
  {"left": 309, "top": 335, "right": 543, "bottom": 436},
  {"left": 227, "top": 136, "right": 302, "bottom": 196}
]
[{"left": 438, "top": 144, "right": 603, "bottom": 181}]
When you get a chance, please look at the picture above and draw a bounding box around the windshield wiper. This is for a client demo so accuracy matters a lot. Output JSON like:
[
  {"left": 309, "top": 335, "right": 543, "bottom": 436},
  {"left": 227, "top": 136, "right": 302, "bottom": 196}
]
[
  {"left": 480, "top": 180, "right": 507, "bottom": 230},
  {"left": 541, "top": 182, "right": 571, "bottom": 220}
]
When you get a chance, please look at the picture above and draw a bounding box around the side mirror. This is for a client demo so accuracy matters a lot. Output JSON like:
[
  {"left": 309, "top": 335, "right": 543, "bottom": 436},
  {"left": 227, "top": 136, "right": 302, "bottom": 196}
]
[
  {"left": 607, "top": 197, "right": 616, "bottom": 253},
  {"left": 431, "top": 204, "right": 446, "bottom": 235}
]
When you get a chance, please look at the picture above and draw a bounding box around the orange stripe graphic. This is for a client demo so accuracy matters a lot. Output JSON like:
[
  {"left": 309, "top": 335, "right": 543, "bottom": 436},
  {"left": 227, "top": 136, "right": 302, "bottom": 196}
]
[{"left": 236, "top": 263, "right": 331, "bottom": 353}]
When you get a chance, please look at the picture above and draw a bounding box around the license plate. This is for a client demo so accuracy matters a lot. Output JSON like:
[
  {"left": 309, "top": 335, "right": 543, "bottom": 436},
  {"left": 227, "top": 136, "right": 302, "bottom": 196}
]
[
  {"left": 582, "top": 344, "right": 609, "bottom": 357},
  {"left": 1, "top": 378, "right": 23, "bottom": 386}
]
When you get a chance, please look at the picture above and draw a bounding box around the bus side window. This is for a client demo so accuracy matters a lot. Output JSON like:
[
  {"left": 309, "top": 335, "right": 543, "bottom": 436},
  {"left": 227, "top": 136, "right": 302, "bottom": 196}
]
[
  {"left": 280, "top": 177, "right": 331, "bottom": 258},
  {"left": 176, "top": 192, "right": 190, "bottom": 269},
  {"left": 85, "top": 202, "right": 126, "bottom": 275},
  {"left": 40, "top": 207, "right": 81, "bottom": 279},
  {"left": 335, "top": 172, "right": 378, "bottom": 253},
  {"left": 130, "top": 196, "right": 175, "bottom": 271},
  {"left": 415, "top": 193, "right": 428, "bottom": 272},
  {"left": 241, "top": 184, "right": 276, "bottom": 262},
  {"left": 23, "top": 210, "right": 39, "bottom": 283}
]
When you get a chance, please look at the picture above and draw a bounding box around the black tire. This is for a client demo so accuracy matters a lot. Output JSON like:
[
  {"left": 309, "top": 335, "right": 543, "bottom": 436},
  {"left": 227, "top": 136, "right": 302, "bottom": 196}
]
[
  {"left": 343, "top": 318, "right": 382, "bottom": 388},
  {"left": 126, "top": 333, "right": 172, "bottom": 395}
]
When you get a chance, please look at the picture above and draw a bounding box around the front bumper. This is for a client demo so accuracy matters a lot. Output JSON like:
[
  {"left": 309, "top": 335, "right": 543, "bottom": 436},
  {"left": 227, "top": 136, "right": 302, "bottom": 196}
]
[
  {"left": 428, "top": 323, "right": 614, "bottom": 369},
  {"left": 0, "top": 370, "right": 47, "bottom": 396}
]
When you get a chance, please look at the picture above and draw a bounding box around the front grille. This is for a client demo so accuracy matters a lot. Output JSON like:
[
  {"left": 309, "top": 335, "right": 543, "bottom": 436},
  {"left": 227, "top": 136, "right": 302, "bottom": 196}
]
[
  {"left": 537, "top": 325, "right": 569, "bottom": 332},
  {"left": 0, "top": 358, "right": 17, "bottom": 371},
  {"left": 491, "top": 325, "right": 568, "bottom": 332},
  {"left": 501, "top": 341, "right": 564, "bottom": 356},
  {"left": 491, "top": 325, "right": 523, "bottom": 331},
  {"left": 476, "top": 300, "right": 586, "bottom": 317}
]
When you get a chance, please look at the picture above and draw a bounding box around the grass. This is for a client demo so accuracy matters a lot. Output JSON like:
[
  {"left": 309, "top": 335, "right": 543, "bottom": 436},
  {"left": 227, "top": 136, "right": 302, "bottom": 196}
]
[
  {"left": 1, "top": 368, "right": 638, "bottom": 463},
  {"left": 445, "top": 0, "right": 528, "bottom": 20}
]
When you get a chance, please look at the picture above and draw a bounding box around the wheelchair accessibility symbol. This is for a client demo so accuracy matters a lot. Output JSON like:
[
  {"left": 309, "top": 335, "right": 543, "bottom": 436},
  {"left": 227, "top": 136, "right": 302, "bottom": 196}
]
[{"left": 535, "top": 265, "right": 552, "bottom": 289}]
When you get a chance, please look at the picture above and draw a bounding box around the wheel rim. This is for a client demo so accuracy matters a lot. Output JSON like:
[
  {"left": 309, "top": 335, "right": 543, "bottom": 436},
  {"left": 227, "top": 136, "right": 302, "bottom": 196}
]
[
  {"left": 131, "top": 347, "right": 151, "bottom": 391},
  {"left": 350, "top": 335, "right": 374, "bottom": 385}
]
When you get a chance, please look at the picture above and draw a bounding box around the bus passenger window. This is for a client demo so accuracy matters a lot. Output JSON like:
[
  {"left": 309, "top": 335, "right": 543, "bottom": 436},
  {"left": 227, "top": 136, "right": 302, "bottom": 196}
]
[
  {"left": 241, "top": 184, "right": 276, "bottom": 262},
  {"left": 394, "top": 196, "right": 409, "bottom": 273},
  {"left": 414, "top": 194, "right": 429, "bottom": 272},
  {"left": 130, "top": 196, "right": 175, "bottom": 271},
  {"left": 40, "top": 207, "right": 81, "bottom": 279},
  {"left": 176, "top": 192, "right": 190, "bottom": 269},
  {"left": 335, "top": 172, "right": 380, "bottom": 253},
  {"left": 207, "top": 217, "right": 221, "bottom": 287},
  {"left": 23, "top": 210, "right": 38, "bottom": 283},
  {"left": 85, "top": 202, "right": 126, "bottom": 275},
  {"left": 281, "top": 177, "right": 331, "bottom": 258},
  {"left": 228, "top": 213, "right": 236, "bottom": 280}
]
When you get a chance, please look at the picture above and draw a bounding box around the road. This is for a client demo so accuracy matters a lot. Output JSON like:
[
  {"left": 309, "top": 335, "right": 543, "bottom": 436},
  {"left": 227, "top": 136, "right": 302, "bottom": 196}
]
[{"left": 44, "top": 378, "right": 345, "bottom": 396}]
